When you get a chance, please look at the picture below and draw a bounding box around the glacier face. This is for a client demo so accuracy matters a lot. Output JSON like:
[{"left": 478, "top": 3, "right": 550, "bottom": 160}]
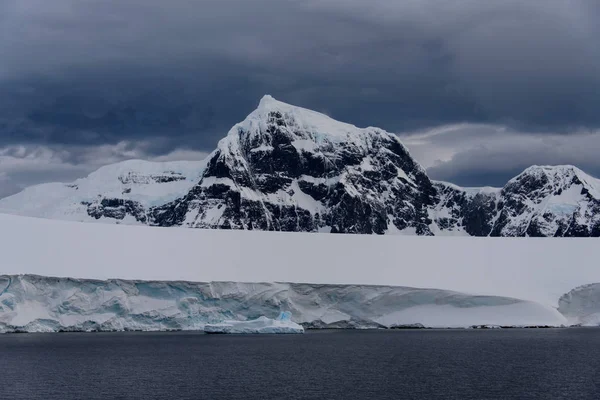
[
  {"left": 204, "top": 312, "right": 305, "bottom": 334},
  {"left": 0, "top": 96, "right": 599, "bottom": 236},
  {"left": 0, "top": 275, "right": 570, "bottom": 333}
]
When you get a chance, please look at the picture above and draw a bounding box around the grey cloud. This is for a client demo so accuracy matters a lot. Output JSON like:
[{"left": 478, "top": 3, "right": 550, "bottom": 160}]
[
  {"left": 402, "top": 125, "right": 600, "bottom": 186},
  {"left": 0, "top": 0, "right": 598, "bottom": 192}
]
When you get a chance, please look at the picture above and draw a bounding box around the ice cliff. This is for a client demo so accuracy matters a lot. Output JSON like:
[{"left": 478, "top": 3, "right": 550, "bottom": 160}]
[
  {"left": 0, "top": 275, "right": 571, "bottom": 333},
  {"left": 559, "top": 284, "right": 600, "bottom": 326},
  {"left": 204, "top": 312, "right": 304, "bottom": 334}
]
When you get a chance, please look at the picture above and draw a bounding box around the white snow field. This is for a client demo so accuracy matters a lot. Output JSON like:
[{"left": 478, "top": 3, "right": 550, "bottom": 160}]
[
  {"left": 1, "top": 213, "right": 599, "bottom": 332},
  {"left": 204, "top": 312, "right": 304, "bottom": 334}
]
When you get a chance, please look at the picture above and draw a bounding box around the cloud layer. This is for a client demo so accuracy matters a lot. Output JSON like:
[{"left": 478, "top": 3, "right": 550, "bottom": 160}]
[
  {"left": 401, "top": 125, "right": 600, "bottom": 186},
  {"left": 0, "top": 0, "right": 599, "bottom": 194}
]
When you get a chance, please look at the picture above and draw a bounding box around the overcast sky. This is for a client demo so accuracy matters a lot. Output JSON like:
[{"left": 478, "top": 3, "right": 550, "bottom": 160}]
[{"left": 1, "top": 0, "right": 599, "bottom": 197}]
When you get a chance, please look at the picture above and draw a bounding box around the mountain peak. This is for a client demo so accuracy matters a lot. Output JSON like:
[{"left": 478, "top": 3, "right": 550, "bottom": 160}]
[
  {"left": 257, "top": 94, "right": 278, "bottom": 107},
  {"left": 514, "top": 165, "right": 599, "bottom": 191},
  {"left": 214, "top": 95, "right": 402, "bottom": 165},
  {"left": 256, "top": 94, "right": 306, "bottom": 114},
  {"left": 241, "top": 95, "right": 359, "bottom": 136}
]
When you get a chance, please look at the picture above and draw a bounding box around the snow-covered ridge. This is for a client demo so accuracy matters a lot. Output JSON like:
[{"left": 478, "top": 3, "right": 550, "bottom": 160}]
[
  {"left": 0, "top": 159, "right": 205, "bottom": 223},
  {"left": 0, "top": 274, "right": 570, "bottom": 333},
  {"left": 432, "top": 163, "right": 600, "bottom": 236},
  {"left": 0, "top": 96, "right": 598, "bottom": 236},
  {"left": 493, "top": 165, "right": 600, "bottom": 236}
]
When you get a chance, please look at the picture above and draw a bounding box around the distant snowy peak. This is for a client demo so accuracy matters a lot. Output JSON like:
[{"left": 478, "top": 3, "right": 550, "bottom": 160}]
[
  {"left": 0, "top": 96, "right": 598, "bottom": 236},
  {"left": 433, "top": 165, "right": 600, "bottom": 237},
  {"left": 506, "top": 165, "right": 600, "bottom": 199},
  {"left": 494, "top": 165, "right": 600, "bottom": 237},
  {"left": 0, "top": 159, "right": 205, "bottom": 223}
]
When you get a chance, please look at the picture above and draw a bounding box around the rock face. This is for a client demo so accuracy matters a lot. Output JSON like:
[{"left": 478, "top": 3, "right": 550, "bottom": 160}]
[
  {"left": 0, "top": 95, "right": 599, "bottom": 236},
  {"left": 430, "top": 183, "right": 501, "bottom": 236}
]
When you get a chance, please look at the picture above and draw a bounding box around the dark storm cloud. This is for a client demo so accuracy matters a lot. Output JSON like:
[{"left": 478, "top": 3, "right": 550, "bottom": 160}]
[
  {"left": 0, "top": 0, "right": 599, "bottom": 191},
  {"left": 402, "top": 125, "right": 600, "bottom": 186}
]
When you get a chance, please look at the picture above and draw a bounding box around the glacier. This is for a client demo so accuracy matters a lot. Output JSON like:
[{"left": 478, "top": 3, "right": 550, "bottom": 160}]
[{"left": 1, "top": 213, "right": 600, "bottom": 332}]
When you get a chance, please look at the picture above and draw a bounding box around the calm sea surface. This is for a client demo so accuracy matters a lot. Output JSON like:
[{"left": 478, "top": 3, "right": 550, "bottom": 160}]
[{"left": 0, "top": 329, "right": 599, "bottom": 399}]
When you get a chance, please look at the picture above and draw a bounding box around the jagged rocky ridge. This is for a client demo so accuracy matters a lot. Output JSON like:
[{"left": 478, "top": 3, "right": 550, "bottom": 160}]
[
  {"left": 435, "top": 166, "right": 600, "bottom": 237},
  {"left": 0, "top": 275, "right": 569, "bottom": 333},
  {"left": 0, "top": 96, "right": 598, "bottom": 236}
]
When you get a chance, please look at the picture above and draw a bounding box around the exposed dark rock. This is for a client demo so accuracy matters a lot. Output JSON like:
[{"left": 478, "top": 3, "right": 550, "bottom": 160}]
[
  {"left": 86, "top": 198, "right": 147, "bottom": 223},
  {"left": 118, "top": 171, "right": 186, "bottom": 185}
]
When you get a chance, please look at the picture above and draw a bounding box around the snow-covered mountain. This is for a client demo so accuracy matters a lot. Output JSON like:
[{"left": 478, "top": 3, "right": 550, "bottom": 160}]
[
  {"left": 435, "top": 165, "right": 600, "bottom": 237},
  {"left": 151, "top": 95, "right": 436, "bottom": 234},
  {"left": 0, "top": 159, "right": 205, "bottom": 224},
  {"left": 1, "top": 96, "right": 598, "bottom": 236}
]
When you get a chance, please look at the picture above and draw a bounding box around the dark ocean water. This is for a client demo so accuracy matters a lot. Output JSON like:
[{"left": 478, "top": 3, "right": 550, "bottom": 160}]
[{"left": 1, "top": 329, "right": 599, "bottom": 400}]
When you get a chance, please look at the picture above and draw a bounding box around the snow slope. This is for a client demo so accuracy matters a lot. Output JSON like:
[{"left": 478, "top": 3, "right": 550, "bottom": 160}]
[{"left": 0, "top": 213, "right": 599, "bottom": 331}]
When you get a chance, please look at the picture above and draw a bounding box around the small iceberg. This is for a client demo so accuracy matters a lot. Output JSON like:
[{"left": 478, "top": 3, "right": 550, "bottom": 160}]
[{"left": 203, "top": 311, "right": 304, "bottom": 334}]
